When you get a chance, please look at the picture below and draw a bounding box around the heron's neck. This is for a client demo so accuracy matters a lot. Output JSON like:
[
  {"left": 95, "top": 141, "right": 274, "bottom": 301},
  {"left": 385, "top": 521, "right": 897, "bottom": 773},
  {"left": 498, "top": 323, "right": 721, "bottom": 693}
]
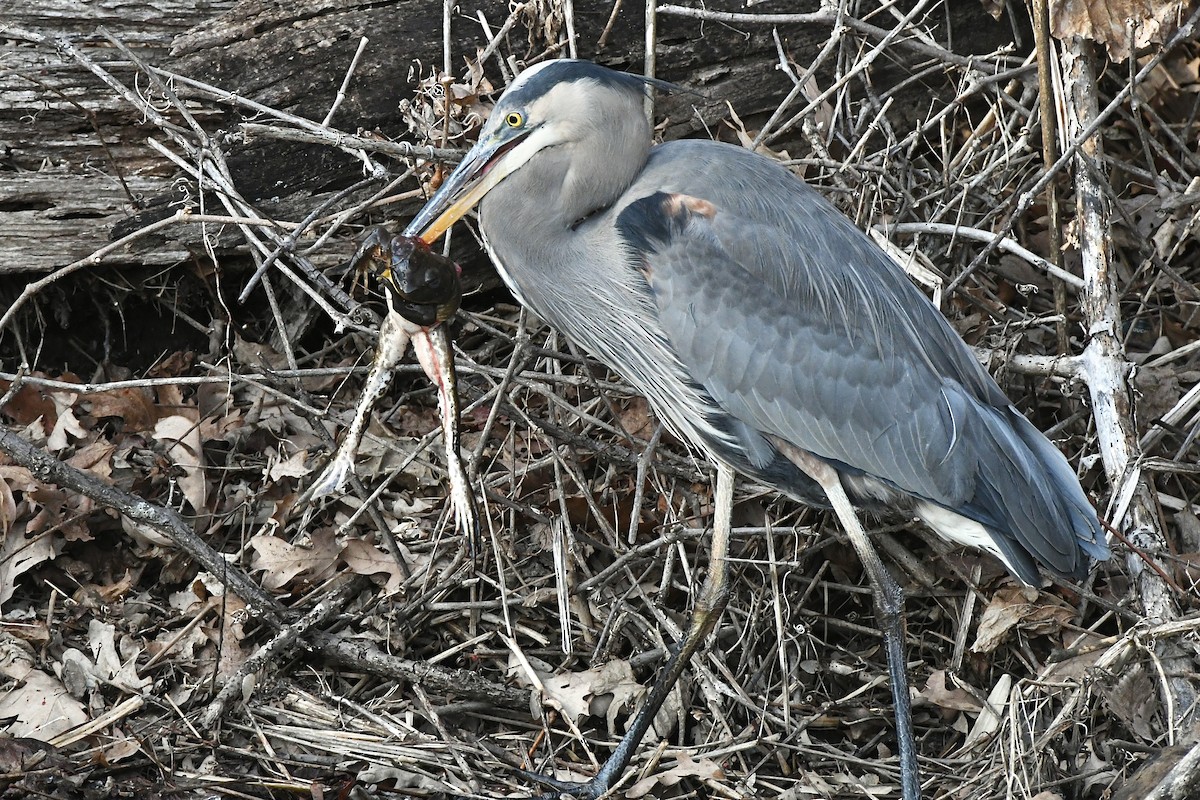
[{"left": 479, "top": 134, "right": 649, "bottom": 286}]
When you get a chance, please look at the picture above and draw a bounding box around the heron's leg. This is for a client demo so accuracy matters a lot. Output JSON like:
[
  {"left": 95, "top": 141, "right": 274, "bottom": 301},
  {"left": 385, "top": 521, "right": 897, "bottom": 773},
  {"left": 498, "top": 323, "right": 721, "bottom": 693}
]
[
  {"left": 777, "top": 445, "right": 921, "bottom": 800},
  {"left": 523, "top": 462, "right": 735, "bottom": 799},
  {"left": 823, "top": 476, "right": 921, "bottom": 800}
]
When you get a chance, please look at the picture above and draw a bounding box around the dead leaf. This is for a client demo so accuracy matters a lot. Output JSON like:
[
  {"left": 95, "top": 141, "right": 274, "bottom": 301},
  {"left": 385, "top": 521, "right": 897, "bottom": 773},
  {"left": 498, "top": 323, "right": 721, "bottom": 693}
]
[
  {"left": 971, "top": 586, "right": 1076, "bottom": 653},
  {"left": 613, "top": 396, "right": 656, "bottom": 441},
  {"left": 980, "top": 0, "right": 1005, "bottom": 20},
  {"left": 120, "top": 514, "right": 175, "bottom": 548},
  {"left": 0, "top": 380, "right": 58, "bottom": 431},
  {"left": 1173, "top": 551, "right": 1200, "bottom": 591},
  {"left": 340, "top": 538, "right": 408, "bottom": 594},
  {"left": 267, "top": 448, "right": 312, "bottom": 482},
  {"left": 354, "top": 423, "right": 436, "bottom": 484},
  {"left": 0, "top": 519, "right": 59, "bottom": 608},
  {"left": 1043, "top": 632, "right": 1108, "bottom": 681},
  {"left": 148, "top": 623, "right": 209, "bottom": 664},
  {"left": 45, "top": 391, "right": 86, "bottom": 453},
  {"left": 919, "top": 670, "right": 983, "bottom": 713},
  {"left": 627, "top": 752, "right": 724, "bottom": 797},
  {"left": 961, "top": 674, "right": 1012, "bottom": 751},
  {"left": 540, "top": 660, "right": 644, "bottom": 733},
  {"left": 103, "top": 726, "right": 141, "bottom": 763},
  {"left": 1104, "top": 663, "right": 1159, "bottom": 739},
  {"left": 724, "top": 102, "right": 794, "bottom": 161},
  {"left": 249, "top": 529, "right": 340, "bottom": 590},
  {"left": 59, "top": 648, "right": 97, "bottom": 698},
  {"left": 0, "top": 736, "right": 60, "bottom": 772},
  {"left": 1050, "top": 0, "right": 1189, "bottom": 62},
  {"left": 74, "top": 570, "right": 135, "bottom": 605},
  {"left": 1135, "top": 364, "right": 1186, "bottom": 423},
  {"left": 0, "top": 466, "right": 39, "bottom": 495},
  {"left": 84, "top": 387, "right": 156, "bottom": 431},
  {"left": 66, "top": 440, "right": 115, "bottom": 480},
  {"left": 0, "top": 477, "right": 15, "bottom": 536},
  {"left": 148, "top": 351, "right": 195, "bottom": 379},
  {"left": 153, "top": 414, "right": 206, "bottom": 513},
  {"left": 87, "top": 620, "right": 151, "bottom": 693},
  {"left": 215, "top": 593, "right": 249, "bottom": 680},
  {"left": 0, "top": 635, "right": 88, "bottom": 741},
  {"left": 1177, "top": 506, "right": 1200, "bottom": 552}
]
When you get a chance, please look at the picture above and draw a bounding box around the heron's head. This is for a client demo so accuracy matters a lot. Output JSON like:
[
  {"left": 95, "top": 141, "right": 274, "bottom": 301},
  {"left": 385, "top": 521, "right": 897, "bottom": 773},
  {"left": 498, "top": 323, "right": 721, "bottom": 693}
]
[{"left": 407, "top": 60, "right": 662, "bottom": 243}]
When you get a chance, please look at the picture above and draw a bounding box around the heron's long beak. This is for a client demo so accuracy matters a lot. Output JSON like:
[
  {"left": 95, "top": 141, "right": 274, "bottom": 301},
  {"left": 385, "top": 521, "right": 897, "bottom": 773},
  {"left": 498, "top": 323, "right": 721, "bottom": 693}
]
[{"left": 404, "top": 131, "right": 535, "bottom": 245}]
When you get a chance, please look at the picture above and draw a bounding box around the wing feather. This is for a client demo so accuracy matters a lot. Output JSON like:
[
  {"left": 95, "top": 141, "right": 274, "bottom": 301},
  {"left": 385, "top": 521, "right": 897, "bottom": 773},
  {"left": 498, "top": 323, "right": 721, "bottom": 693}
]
[{"left": 615, "top": 141, "right": 1105, "bottom": 578}]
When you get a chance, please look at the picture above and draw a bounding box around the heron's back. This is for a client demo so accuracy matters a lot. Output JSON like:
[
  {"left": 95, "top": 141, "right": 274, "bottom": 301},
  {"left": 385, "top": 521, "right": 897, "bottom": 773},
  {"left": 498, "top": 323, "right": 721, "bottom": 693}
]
[{"left": 621, "top": 140, "right": 1107, "bottom": 582}]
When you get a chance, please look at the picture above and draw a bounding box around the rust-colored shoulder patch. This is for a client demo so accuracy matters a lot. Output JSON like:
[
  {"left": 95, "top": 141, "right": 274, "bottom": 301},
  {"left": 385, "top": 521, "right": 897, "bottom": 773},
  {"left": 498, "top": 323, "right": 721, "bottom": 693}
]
[
  {"left": 666, "top": 194, "right": 717, "bottom": 219},
  {"left": 617, "top": 190, "right": 719, "bottom": 257},
  {"left": 638, "top": 255, "right": 655, "bottom": 284}
]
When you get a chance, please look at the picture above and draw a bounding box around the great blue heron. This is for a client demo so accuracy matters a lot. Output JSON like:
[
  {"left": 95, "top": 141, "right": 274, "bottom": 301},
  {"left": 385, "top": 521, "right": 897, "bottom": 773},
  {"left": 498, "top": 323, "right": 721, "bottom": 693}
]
[{"left": 403, "top": 59, "right": 1109, "bottom": 800}]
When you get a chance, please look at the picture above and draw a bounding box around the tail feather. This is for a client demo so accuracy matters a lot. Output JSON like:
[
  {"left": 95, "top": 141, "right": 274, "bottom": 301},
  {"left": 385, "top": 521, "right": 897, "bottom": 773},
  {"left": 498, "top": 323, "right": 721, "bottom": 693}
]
[{"left": 964, "top": 404, "right": 1108, "bottom": 582}]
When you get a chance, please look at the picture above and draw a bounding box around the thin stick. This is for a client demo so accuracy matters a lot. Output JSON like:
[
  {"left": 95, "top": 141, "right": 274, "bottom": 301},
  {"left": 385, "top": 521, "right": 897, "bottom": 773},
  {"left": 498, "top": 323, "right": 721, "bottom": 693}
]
[
  {"left": 644, "top": 0, "right": 657, "bottom": 123},
  {"left": 1031, "top": 0, "right": 1069, "bottom": 354},
  {"left": 884, "top": 222, "right": 1083, "bottom": 287},
  {"left": 322, "top": 36, "right": 369, "bottom": 127}
]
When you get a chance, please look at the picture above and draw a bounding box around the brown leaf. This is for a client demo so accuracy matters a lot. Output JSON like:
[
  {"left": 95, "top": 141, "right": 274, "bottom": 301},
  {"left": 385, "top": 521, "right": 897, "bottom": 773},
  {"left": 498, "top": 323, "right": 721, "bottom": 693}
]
[
  {"left": 613, "top": 396, "right": 656, "bottom": 441},
  {"left": 1176, "top": 552, "right": 1200, "bottom": 589},
  {"left": 517, "top": 659, "right": 645, "bottom": 733},
  {"left": 919, "top": 670, "right": 983, "bottom": 713},
  {"left": 152, "top": 414, "right": 206, "bottom": 513},
  {"left": 627, "top": 752, "right": 725, "bottom": 798},
  {"left": 66, "top": 441, "right": 116, "bottom": 480},
  {"left": 0, "top": 466, "right": 38, "bottom": 494},
  {"left": 0, "top": 635, "right": 88, "bottom": 742},
  {"left": 0, "top": 476, "right": 15, "bottom": 535},
  {"left": 971, "top": 586, "right": 1076, "bottom": 653},
  {"left": 0, "top": 736, "right": 61, "bottom": 772},
  {"left": 84, "top": 387, "right": 156, "bottom": 431},
  {"left": 249, "top": 529, "right": 340, "bottom": 590},
  {"left": 1104, "top": 663, "right": 1159, "bottom": 739},
  {"left": 75, "top": 570, "right": 136, "bottom": 604},
  {"left": 1050, "top": 0, "right": 1189, "bottom": 62},
  {"left": 340, "top": 538, "right": 407, "bottom": 594},
  {"left": 86, "top": 619, "right": 151, "bottom": 693},
  {"left": 147, "top": 350, "right": 194, "bottom": 379},
  {"left": 1134, "top": 364, "right": 1186, "bottom": 424},
  {"left": 215, "top": 593, "right": 249, "bottom": 680},
  {"left": 0, "top": 381, "right": 58, "bottom": 431},
  {"left": 46, "top": 392, "right": 86, "bottom": 453},
  {"left": 267, "top": 448, "right": 312, "bottom": 482},
  {"left": 0, "top": 519, "right": 60, "bottom": 607}
]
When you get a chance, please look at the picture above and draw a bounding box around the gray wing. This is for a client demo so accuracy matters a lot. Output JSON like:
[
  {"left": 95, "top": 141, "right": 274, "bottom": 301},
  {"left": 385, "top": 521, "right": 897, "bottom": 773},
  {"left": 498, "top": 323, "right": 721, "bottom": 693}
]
[
  {"left": 615, "top": 153, "right": 1102, "bottom": 578},
  {"left": 617, "top": 187, "right": 988, "bottom": 508}
]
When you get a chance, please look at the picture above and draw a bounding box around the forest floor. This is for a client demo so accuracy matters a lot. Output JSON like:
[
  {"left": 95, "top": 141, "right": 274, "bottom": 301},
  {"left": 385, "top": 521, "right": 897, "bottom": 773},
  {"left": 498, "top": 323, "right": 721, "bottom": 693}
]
[{"left": 2, "top": 2, "right": 1200, "bottom": 799}]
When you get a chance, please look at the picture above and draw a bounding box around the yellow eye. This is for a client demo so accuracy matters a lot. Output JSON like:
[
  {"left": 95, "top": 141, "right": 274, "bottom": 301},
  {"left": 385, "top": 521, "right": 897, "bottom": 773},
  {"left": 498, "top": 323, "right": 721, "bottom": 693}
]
[{"left": 504, "top": 111, "right": 524, "bottom": 128}]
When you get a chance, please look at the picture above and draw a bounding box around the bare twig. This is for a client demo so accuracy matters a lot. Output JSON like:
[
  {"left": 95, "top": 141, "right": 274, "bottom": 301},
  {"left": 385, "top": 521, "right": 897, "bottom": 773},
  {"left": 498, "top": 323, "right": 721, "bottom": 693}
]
[{"left": 322, "top": 36, "right": 370, "bottom": 127}]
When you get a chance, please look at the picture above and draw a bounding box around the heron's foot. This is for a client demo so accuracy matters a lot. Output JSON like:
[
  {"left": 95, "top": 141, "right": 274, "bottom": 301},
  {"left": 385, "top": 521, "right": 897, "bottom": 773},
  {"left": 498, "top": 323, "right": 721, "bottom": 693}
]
[{"left": 516, "top": 767, "right": 613, "bottom": 800}]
